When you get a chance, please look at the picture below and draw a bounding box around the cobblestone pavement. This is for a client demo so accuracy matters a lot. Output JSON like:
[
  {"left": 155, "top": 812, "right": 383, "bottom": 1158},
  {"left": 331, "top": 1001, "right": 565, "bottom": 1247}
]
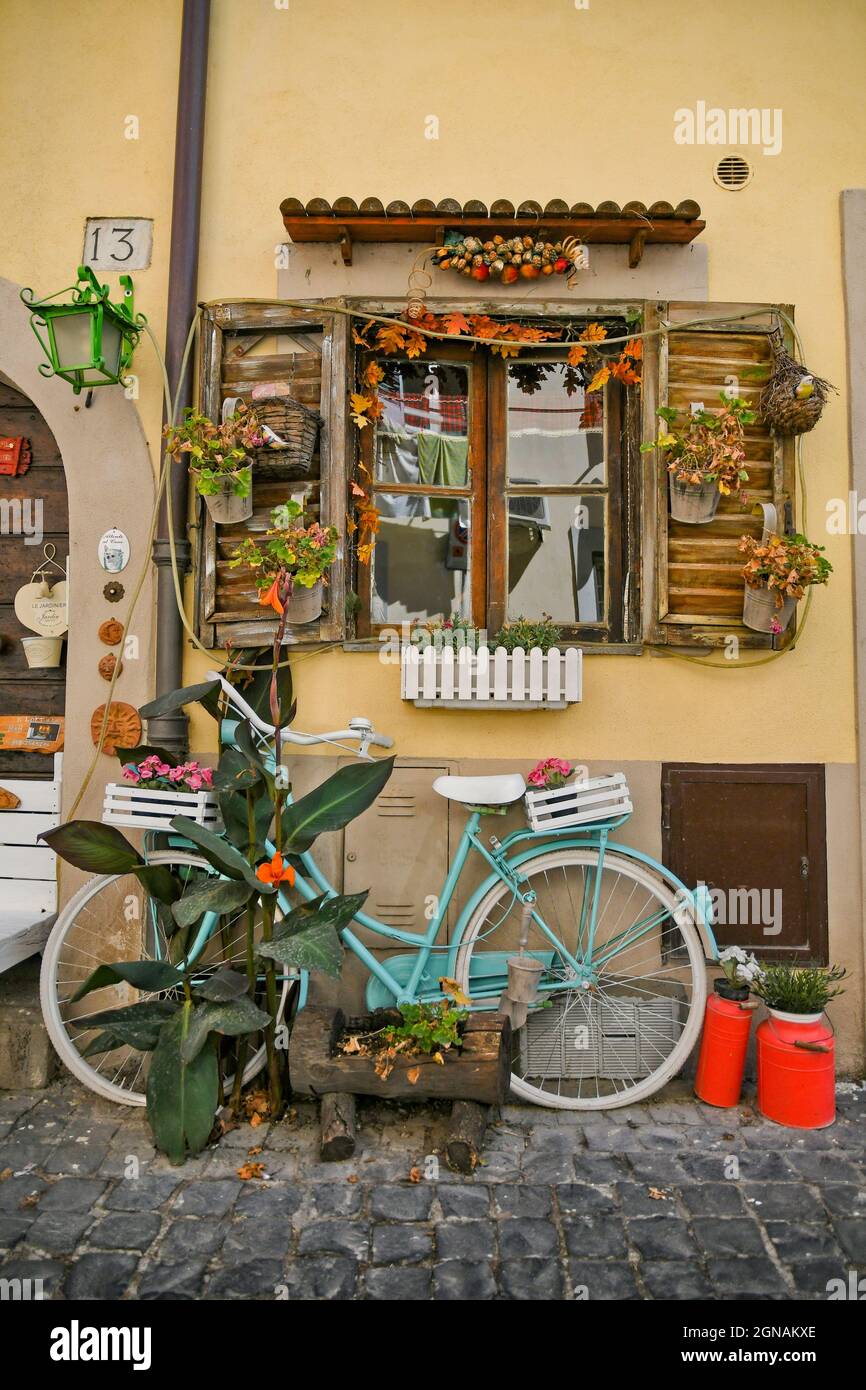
[{"left": 1, "top": 1078, "right": 864, "bottom": 1301}]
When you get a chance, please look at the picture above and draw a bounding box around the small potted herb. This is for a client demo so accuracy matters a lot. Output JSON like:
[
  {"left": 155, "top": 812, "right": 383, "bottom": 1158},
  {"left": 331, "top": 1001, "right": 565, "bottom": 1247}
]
[
  {"left": 229, "top": 500, "right": 339, "bottom": 626},
  {"left": 164, "top": 404, "right": 265, "bottom": 524},
  {"left": 641, "top": 393, "right": 753, "bottom": 525},
  {"left": 492, "top": 613, "right": 561, "bottom": 654},
  {"left": 716, "top": 946, "right": 763, "bottom": 1002},
  {"left": 751, "top": 962, "right": 847, "bottom": 1023},
  {"left": 739, "top": 531, "right": 832, "bottom": 634}
]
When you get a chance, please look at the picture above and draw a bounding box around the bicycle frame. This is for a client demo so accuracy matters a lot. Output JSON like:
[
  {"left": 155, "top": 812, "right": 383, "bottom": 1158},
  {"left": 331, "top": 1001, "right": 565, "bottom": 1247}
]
[{"left": 147, "top": 719, "right": 717, "bottom": 1010}]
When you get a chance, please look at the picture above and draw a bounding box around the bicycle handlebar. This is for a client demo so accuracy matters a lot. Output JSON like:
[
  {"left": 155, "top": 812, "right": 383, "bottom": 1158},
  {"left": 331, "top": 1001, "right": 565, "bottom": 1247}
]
[{"left": 206, "top": 672, "right": 395, "bottom": 757}]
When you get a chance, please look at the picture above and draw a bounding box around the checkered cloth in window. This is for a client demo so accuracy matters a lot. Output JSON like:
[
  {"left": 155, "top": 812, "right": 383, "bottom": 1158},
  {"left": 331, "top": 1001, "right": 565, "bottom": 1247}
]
[{"left": 380, "top": 390, "right": 467, "bottom": 435}]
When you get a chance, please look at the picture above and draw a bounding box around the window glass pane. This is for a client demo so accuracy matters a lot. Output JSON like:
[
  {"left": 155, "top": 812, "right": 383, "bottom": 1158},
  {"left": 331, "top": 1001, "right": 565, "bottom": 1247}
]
[
  {"left": 506, "top": 361, "right": 604, "bottom": 486},
  {"left": 371, "top": 494, "right": 471, "bottom": 626},
  {"left": 507, "top": 494, "right": 605, "bottom": 625},
  {"left": 375, "top": 361, "right": 470, "bottom": 488}
]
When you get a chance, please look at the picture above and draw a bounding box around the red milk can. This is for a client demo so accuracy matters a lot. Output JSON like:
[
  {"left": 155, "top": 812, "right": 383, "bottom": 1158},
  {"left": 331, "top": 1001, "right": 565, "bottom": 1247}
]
[
  {"left": 757, "top": 1010, "right": 835, "bottom": 1129},
  {"left": 694, "top": 979, "right": 755, "bottom": 1108}
]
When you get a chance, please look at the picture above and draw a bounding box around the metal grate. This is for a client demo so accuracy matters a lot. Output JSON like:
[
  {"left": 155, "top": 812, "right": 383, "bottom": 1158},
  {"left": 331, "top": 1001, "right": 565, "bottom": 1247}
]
[
  {"left": 713, "top": 154, "right": 753, "bottom": 190},
  {"left": 519, "top": 989, "right": 683, "bottom": 1080}
]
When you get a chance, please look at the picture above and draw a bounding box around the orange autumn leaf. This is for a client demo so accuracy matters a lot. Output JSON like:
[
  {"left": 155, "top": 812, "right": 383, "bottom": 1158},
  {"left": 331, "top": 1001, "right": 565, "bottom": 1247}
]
[
  {"left": 357, "top": 542, "right": 375, "bottom": 564},
  {"left": 567, "top": 343, "right": 588, "bottom": 367},
  {"left": 363, "top": 361, "right": 385, "bottom": 386},
  {"left": 237, "top": 1161, "right": 267, "bottom": 1181},
  {"left": 349, "top": 392, "right": 373, "bottom": 417},
  {"left": 580, "top": 321, "right": 607, "bottom": 343},
  {"left": 346, "top": 514, "right": 358, "bottom": 535},
  {"left": 440, "top": 977, "right": 473, "bottom": 1006},
  {"left": 350, "top": 480, "right": 365, "bottom": 497},
  {"left": 623, "top": 337, "right": 643, "bottom": 360},
  {"left": 586, "top": 365, "right": 611, "bottom": 393},
  {"left": 405, "top": 331, "right": 427, "bottom": 359},
  {"left": 408, "top": 1167, "right": 422, "bottom": 1183},
  {"left": 442, "top": 311, "right": 470, "bottom": 337},
  {"left": 376, "top": 323, "right": 408, "bottom": 353},
  {"left": 468, "top": 314, "right": 500, "bottom": 340},
  {"left": 366, "top": 397, "right": 384, "bottom": 420}
]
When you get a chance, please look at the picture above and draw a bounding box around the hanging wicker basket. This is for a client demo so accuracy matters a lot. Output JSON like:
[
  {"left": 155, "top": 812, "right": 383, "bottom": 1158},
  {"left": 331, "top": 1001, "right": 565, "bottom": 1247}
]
[
  {"left": 760, "top": 331, "right": 835, "bottom": 436},
  {"left": 251, "top": 395, "right": 321, "bottom": 477}
]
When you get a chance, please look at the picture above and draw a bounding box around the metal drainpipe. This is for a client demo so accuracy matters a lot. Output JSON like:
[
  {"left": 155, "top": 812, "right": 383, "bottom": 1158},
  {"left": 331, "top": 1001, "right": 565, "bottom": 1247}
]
[{"left": 148, "top": 0, "right": 211, "bottom": 753}]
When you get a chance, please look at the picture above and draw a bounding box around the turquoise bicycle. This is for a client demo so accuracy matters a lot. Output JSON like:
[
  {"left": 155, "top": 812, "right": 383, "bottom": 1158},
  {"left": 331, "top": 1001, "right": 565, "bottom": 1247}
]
[{"left": 41, "top": 671, "right": 717, "bottom": 1111}]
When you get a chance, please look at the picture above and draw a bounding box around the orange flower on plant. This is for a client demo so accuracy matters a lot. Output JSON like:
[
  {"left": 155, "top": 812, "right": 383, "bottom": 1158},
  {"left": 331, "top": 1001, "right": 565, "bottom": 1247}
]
[
  {"left": 256, "top": 852, "right": 295, "bottom": 888},
  {"left": 259, "top": 576, "right": 284, "bottom": 615}
]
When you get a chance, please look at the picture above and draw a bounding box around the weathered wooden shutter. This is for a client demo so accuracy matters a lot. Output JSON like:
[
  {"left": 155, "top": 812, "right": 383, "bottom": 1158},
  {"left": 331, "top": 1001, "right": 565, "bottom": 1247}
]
[
  {"left": 644, "top": 302, "right": 796, "bottom": 648},
  {"left": 195, "top": 301, "right": 349, "bottom": 648}
]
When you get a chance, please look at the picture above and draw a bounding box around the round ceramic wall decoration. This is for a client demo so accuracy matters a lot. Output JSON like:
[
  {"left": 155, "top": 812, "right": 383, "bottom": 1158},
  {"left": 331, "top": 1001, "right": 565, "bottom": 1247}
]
[
  {"left": 91, "top": 701, "right": 142, "bottom": 755},
  {"left": 14, "top": 578, "right": 68, "bottom": 637},
  {"left": 97, "top": 528, "right": 130, "bottom": 573},
  {"left": 98, "top": 619, "right": 125, "bottom": 646}
]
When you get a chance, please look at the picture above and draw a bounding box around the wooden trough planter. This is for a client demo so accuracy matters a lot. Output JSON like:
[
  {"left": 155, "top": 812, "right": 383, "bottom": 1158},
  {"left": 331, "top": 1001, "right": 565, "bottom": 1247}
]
[{"left": 289, "top": 1005, "right": 512, "bottom": 1171}]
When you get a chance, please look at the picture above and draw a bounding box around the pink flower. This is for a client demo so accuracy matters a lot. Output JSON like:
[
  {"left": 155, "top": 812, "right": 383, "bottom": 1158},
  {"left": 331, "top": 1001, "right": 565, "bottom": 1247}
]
[
  {"left": 122, "top": 765, "right": 141, "bottom": 784},
  {"left": 200, "top": 767, "right": 214, "bottom": 788},
  {"left": 528, "top": 757, "right": 574, "bottom": 789},
  {"left": 186, "top": 772, "right": 204, "bottom": 791},
  {"left": 168, "top": 765, "right": 187, "bottom": 783}
]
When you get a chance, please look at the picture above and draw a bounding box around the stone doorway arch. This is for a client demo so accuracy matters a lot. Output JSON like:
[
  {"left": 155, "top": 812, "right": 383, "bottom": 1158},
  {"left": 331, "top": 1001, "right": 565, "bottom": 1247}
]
[{"left": 0, "top": 275, "right": 156, "bottom": 905}]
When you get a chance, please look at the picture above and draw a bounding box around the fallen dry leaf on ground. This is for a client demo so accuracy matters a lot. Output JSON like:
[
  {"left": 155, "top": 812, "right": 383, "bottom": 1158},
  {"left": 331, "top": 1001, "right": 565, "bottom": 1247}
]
[
  {"left": 236, "top": 1161, "right": 267, "bottom": 1181},
  {"left": 648, "top": 1187, "right": 670, "bottom": 1201},
  {"left": 0, "top": 1168, "right": 13, "bottom": 1182},
  {"left": 408, "top": 1167, "right": 422, "bottom": 1183},
  {"left": 407, "top": 1066, "right": 421, "bottom": 1085}
]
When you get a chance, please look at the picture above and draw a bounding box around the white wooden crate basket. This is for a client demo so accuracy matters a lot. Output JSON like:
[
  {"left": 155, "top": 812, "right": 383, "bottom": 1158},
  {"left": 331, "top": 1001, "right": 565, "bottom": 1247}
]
[
  {"left": 525, "top": 772, "right": 632, "bottom": 832},
  {"left": 520, "top": 989, "right": 683, "bottom": 1081},
  {"left": 102, "top": 783, "right": 222, "bottom": 832},
  {"left": 401, "top": 644, "right": 582, "bottom": 710}
]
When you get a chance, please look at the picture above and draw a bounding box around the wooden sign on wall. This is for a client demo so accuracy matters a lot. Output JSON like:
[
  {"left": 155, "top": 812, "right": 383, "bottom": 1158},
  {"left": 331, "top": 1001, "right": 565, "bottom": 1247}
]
[{"left": 0, "top": 715, "right": 65, "bottom": 753}]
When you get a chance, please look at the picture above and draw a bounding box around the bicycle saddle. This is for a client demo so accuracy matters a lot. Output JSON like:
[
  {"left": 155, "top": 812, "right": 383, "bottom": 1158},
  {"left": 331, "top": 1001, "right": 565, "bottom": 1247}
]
[{"left": 433, "top": 773, "right": 526, "bottom": 805}]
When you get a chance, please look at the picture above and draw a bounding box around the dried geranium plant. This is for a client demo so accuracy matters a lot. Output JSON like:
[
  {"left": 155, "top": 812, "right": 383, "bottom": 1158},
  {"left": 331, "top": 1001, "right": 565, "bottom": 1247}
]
[
  {"left": 164, "top": 404, "right": 265, "bottom": 498},
  {"left": 739, "top": 531, "right": 832, "bottom": 608},
  {"left": 642, "top": 392, "right": 754, "bottom": 495}
]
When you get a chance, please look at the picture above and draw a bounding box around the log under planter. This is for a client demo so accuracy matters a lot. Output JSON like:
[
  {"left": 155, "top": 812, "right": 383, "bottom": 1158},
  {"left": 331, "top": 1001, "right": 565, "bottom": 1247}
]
[{"left": 289, "top": 1005, "right": 512, "bottom": 1104}]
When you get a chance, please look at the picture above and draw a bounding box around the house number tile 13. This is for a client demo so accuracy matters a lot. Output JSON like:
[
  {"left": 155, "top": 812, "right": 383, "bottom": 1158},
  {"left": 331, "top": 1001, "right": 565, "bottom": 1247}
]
[{"left": 83, "top": 218, "right": 153, "bottom": 272}]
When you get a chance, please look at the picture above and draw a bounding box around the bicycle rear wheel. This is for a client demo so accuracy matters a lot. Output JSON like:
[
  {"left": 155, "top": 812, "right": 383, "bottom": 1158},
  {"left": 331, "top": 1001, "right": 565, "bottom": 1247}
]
[
  {"left": 40, "top": 851, "right": 292, "bottom": 1107},
  {"left": 454, "top": 847, "right": 707, "bottom": 1109}
]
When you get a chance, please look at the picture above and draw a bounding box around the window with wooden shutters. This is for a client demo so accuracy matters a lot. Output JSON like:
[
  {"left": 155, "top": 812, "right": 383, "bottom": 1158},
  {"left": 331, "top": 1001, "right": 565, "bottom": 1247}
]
[
  {"left": 195, "top": 302, "right": 349, "bottom": 648},
  {"left": 643, "top": 302, "right": 796, "bottom": 649}
]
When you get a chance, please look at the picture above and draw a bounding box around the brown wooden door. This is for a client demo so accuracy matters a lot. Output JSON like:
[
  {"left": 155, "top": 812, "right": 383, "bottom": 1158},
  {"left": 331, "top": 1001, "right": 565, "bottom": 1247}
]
[
  {"left": 662, "top": 763, "right": 828, "bottom": 962},
  {"left": 0, "top": 382, "right": 68, "bottom": 777}
]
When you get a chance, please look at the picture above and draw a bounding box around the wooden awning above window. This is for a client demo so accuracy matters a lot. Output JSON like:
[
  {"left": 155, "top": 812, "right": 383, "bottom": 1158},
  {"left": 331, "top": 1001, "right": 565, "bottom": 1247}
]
[{"left": 279, "top": 197, "right": 705, "bottom": 268}]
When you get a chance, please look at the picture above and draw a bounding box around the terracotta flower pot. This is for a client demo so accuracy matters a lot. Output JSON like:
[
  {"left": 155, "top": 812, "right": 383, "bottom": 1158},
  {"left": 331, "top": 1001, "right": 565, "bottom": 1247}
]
[
  {"left": 669, "top": 476, "right": 721, "bottom": 524},
  {"left": 742, "top": 583, "right": 796, "bottom": 633},
  {"left": 192, "top": 465, "right": 253, "bottom": 525}
]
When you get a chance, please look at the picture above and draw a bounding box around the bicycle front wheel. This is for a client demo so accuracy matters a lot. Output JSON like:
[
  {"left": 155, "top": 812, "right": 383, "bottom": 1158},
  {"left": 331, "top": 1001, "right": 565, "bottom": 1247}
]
[
  {"left": 40, "top": 851, "right": 292, "bottom": 1107},
  {"left": 454, "top": 847, "right": 707, "bottom": 1110}
]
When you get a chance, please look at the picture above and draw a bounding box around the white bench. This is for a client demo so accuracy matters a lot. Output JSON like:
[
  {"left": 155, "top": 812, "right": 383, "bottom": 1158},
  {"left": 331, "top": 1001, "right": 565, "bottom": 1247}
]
[{"left": 0, "top": 753, "right": 62, "bottom": 973}]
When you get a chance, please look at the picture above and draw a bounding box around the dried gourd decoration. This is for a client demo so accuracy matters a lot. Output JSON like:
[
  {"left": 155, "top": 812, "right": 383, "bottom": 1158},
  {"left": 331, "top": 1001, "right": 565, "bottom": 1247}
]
[{"left": 760, "top": 329, "right": 835, "bottom": 436}]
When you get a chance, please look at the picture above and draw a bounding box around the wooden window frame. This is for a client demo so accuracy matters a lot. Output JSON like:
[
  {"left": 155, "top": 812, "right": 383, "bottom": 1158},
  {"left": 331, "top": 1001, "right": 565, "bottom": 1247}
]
[{"left": 351, "top": 306, "right": 642, "bottom": 647}]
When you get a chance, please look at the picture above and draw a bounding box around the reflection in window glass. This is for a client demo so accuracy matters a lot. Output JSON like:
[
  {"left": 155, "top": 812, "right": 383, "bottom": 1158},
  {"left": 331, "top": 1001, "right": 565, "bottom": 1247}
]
[
  {"left": 506, "top": 361, "right": 604, "bottom": 486},
  {"left": 371, "top": 494, "right": 471, "bottom": 627},
  {"left": 507, "top": 494, "right": 605, "bottom": 625},
  {"left": 375, "top": 362, "right": 470, "bottom": 488}
]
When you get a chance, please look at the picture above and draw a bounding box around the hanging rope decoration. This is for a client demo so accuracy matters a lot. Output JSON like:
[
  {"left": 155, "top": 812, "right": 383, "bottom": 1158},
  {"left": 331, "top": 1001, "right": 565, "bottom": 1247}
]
[
  {"left": 406, "top": 247, "right": 437, "bottom": 321},
  {"left": 430, "top": 231, "right": 586, "bottom": 286}
]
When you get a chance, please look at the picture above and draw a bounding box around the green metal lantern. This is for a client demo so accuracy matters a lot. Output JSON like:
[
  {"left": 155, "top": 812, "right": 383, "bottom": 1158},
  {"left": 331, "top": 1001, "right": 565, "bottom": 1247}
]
[{"left": 21, "top": 266, "right": 144, "bottom": 394}]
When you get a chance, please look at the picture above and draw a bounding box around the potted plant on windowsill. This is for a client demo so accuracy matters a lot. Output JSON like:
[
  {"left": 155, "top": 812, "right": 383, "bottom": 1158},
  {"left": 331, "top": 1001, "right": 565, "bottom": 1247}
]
[
  {"left": 738, "top": 531, "right": 832, "bottom": 633},
  {"left": 400, "top": 613, "right": 582, "bottom": 709},
  {"left": 164, "top": 404, "right": 265, "bottom": 525},
  {"left": 641, "top": 393, "right": 754, "bottom": 525},
  {"left": 229, "top": 499, "right": 339, "bottom": 627}
]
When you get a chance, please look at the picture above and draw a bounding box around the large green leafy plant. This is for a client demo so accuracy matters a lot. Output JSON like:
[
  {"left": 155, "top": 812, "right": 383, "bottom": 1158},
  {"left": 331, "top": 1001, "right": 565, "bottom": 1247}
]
[{"left": 43, "top": 656, "right": 393, "bottom": 1164}]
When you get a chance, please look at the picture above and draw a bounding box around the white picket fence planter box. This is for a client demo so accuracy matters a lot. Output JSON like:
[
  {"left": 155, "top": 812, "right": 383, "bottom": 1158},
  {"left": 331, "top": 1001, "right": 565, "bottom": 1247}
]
[
  {"left": 525, "top": 772, "right": 632, "bottom": 831},
  {"left": 400, "top": 644, "right": 582, "bottom": 709},
  {"left": 102, "top": 783, "right": 222, "bottom": 832}
]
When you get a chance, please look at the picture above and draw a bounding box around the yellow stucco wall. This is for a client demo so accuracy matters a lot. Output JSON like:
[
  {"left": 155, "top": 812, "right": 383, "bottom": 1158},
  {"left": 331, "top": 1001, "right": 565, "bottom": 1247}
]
[{"left": 2, "top": 0, "right": 865, "bottom": 764}]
